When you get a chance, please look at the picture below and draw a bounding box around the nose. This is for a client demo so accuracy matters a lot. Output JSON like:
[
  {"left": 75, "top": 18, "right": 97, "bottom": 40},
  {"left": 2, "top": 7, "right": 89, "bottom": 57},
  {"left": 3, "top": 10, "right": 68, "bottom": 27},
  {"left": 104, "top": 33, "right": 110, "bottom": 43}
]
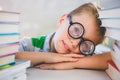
[
  {"left": 69, "top": 39, "right": 80, "bottom": 54},
  {"left": 67, "top": 34, "right": 80, "bottom": 54}
]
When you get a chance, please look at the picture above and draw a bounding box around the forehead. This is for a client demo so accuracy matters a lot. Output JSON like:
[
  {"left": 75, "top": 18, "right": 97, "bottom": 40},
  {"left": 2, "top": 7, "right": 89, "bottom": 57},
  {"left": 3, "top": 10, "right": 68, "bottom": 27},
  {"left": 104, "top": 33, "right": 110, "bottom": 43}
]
[{"left": 71, "top": 14, "right": 98, "bottom": 42}]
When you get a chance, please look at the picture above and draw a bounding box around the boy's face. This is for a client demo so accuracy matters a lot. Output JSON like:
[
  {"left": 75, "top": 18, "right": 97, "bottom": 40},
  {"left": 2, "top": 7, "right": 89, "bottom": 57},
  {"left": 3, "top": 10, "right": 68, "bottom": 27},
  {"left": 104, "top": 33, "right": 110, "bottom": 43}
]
[{"left": 52, "top": 14, "right": 98, "bottom": 54}]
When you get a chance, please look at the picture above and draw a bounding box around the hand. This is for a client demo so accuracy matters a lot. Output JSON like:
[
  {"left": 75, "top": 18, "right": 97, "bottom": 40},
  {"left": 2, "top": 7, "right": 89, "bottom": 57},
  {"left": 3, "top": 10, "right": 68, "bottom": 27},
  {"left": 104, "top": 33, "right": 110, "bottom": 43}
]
[
  {"left": 35, "top": 62, "right": 76, "bottom": 70},
  {"left": 44, "top": 53, "right": 84, "bottom": 63}
]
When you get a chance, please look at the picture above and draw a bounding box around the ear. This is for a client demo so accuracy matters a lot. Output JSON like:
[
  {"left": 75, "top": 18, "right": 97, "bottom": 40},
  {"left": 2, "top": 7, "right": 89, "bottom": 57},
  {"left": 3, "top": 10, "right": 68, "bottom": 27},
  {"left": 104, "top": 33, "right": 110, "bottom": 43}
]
[{"left": 57, "top": 14, "right": 68, "bottom": 26}]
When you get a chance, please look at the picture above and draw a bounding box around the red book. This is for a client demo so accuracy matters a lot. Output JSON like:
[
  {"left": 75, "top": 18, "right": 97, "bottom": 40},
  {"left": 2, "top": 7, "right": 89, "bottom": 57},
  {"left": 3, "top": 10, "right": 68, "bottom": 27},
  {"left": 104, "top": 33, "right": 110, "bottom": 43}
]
[{"left": 105, "top": 60, "right": 120, "bottom": 80}]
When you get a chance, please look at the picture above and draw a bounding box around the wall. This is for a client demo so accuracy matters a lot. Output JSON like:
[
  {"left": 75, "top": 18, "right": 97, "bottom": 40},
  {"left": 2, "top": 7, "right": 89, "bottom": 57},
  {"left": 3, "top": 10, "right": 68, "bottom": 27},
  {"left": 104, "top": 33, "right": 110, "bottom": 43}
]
[{"left": 0, "top": 0, "right": 97, "bottom": 37}]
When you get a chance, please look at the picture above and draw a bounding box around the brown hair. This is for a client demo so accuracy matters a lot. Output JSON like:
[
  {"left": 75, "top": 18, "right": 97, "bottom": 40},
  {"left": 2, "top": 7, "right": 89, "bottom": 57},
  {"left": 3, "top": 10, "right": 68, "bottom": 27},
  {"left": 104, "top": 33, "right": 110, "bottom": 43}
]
[{"left": 69, "top": 2, "right": 106, "bottom": 44}]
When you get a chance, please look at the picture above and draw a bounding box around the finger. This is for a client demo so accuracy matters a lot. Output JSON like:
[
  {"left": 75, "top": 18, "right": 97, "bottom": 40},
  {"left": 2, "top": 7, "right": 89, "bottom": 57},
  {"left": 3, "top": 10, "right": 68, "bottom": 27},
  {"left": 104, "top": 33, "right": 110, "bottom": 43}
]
[
  {"left": 35, "top": 65, "right": 41, "bottom": 68},
  {"left": 63, "top": 54, "right": 84, "bottom": 58},
  {"left": 39, "top": 64, "right": 55, "bottom": 70},
  {"left": 61, "top": 57, "right": 79, "bottom": 62}
]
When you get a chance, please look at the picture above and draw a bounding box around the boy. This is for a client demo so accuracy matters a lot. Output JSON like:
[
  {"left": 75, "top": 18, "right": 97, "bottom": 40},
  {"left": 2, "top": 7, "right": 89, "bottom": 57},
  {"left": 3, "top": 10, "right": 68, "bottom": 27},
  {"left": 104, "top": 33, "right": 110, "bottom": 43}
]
[{"left": 16, "top": 3, "right": 111, "bottom": 70}]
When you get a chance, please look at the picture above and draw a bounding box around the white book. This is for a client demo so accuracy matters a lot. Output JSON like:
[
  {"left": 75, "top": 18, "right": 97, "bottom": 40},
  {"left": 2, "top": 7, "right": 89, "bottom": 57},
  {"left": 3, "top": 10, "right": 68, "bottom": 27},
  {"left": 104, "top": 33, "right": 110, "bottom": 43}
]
[
  {"left": 3, "top": 70, "right": 27, "bottom": 80},
  {"left": 99, "top": 8, "right": 120, "bottom": 18},
  {"left": 0, "top": 24, "right": 19, "bottom": 33},
  {"left": 0, "top": 34, "right": 20, "bottom": 45},
  {"left": 113, "top": 43, "right": 120, "bottom": 55},
  {"left": 111, "top": 44, "right": 120, "bottom": 70},
  {"left": 0, "top": 43, "right": 19, "bottom": 57},
  {"left": 100, "top": 18, "right": 120, "bottom": 28},
  {"left": 105, "top": 60, "right": 120, "bottom": 80},
  {"left": 0, "top": 54, "right": 15, "bottom": 67},
  {"left": 99, "top": 0, "right": 120, "bottom": 10},
  {"left": 0, "top": 11, "right": 20, "bottom": 22},
  {"left": 0, "top": 60, "right": 30, "bottom": 79},
  {"left": 105, "top": 28, "right": 120, "bottom": 40},
  {"left": 116, "top": 40, "right": 120, "bottom": 47}
]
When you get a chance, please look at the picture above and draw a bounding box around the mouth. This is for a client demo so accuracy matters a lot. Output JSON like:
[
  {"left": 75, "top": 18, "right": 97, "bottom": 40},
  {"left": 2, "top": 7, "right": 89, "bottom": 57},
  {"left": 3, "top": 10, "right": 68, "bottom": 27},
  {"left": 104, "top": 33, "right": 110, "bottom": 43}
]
[{"left": 61, "top": 40, "right": 71, "bottom": 52}]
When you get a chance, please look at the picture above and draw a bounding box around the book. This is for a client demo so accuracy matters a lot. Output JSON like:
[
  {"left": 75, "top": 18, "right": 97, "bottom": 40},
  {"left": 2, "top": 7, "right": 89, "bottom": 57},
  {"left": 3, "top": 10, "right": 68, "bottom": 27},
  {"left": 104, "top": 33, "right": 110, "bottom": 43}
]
[
  {"left": 0, "top": 54, "right": 15, "bottom": 67},
  {"left": 0, "top": 23, "right": 19, "bottom": 33},
  {"left": 99, "top": 8, "right": 120, "bottom": 18},
  {"left": 105, "top": 60, "right": 120, "bottom": 80},
  {"left": 0, "top": 32, "right": 20, "bottom": 45},
  {"left": 6, "top": 73, "right": 27, "bottom": 80},
  {"left": 0, "top": 43, "right": 19, "bottom": 57},
  {"left": 0, "top": 60, "right": 30, "bottom": 80},
  {"left": 116, "top": 40, "right": 120, "bottom": 47},
  {"left": 99, "top": 0, "right": 120, "bottom": 10},
  {"left": 105, "top": 28, "right": 120, "bottom": 41},
  {"left": 100, "top": 18, "right": 120, "bottom": 28},
  {"left": 111, "top": 43, "right": 120, "bottom": 70},
  {"left": 99, "top": 0, "right": 120, "bottom": 79},
  {"left": 0, "top": 62, "right": 15, "bottom": 70},
  {"left": 0, "top": 11, "right": 20, "bottom": 22}
]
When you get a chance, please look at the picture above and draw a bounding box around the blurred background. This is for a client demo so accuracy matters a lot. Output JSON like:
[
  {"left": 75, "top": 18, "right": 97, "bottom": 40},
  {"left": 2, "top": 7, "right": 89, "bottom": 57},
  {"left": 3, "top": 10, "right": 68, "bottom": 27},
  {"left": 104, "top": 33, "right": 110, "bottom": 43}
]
[{"left": 0, "top": 0, "right": 114, "bottom": 38}]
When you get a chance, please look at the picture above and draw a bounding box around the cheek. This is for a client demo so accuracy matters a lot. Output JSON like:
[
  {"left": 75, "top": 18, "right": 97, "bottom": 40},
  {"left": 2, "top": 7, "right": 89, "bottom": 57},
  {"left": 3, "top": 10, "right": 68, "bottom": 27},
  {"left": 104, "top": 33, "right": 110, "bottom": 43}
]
[
  {"left": 53, "top": 39, "right": 65, "bottom": 53},
  {"left": 53, "top": 33, "right": 68, "bottom": 53}
]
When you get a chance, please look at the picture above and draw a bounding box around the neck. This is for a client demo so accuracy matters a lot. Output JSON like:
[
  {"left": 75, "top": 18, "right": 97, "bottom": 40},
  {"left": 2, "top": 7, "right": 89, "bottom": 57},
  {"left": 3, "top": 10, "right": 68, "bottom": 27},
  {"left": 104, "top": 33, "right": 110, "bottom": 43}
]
[{"left": 49, "top": 33, "right": 56, "bottom": 52}]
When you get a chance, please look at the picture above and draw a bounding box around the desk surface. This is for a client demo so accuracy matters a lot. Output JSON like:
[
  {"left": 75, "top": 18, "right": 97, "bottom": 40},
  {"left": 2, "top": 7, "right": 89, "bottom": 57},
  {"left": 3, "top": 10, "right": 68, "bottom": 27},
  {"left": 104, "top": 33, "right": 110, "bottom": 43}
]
[{"left": 27, "top": 68, "right": 111, "bottom": 80}]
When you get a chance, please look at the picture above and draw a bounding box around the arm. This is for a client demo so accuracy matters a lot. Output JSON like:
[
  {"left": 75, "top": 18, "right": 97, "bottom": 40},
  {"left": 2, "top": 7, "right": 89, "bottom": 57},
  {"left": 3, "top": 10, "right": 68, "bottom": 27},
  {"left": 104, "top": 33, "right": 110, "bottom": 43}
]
[
  {"left": 74, "top": 52, "right": 112, "bottom": 70},
  {"left": 36, "top": 52, "right": 112, "bottom": 70},
  {"left": 15, "top": 52, "right": 83, "bottom": 65}
]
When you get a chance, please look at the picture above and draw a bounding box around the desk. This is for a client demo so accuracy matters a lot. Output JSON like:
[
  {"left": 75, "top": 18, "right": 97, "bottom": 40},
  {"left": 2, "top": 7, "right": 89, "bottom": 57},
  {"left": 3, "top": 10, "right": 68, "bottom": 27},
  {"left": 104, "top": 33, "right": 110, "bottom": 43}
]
[{"left": 27, "top": 68, "right": 111, "bottom": 80}]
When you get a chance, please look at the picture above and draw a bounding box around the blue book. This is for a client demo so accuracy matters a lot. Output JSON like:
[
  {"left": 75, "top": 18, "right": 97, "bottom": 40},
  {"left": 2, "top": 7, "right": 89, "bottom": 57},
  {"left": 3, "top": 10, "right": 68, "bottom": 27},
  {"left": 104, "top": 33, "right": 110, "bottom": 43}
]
[{"left": 0, "top": 32, "right": 20, "bottom": 36}]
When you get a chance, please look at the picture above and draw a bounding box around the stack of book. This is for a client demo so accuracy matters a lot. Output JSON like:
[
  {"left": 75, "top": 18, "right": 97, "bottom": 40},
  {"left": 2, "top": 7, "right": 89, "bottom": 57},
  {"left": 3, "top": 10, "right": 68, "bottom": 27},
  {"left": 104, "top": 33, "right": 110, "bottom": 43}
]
[
  {"left": 0, "top": 11, "right": 30, "bottom": 80},
  {"left": 0, "top": 11, "right": 20, "bottom": 69},
  {"left": 99, "top": 0, "right": 120, "bottom": 79},
  {"left": 0, "top": 60, "right": 30, "bottom": 80}
]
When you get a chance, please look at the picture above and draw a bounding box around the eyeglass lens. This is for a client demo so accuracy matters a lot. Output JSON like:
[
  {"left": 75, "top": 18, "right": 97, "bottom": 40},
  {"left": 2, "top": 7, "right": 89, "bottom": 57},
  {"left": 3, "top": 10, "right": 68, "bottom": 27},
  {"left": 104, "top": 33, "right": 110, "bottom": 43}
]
[
  {"left": 79, "top": 41, "right": 95, "bottom": 55},
  {"left": 68, "top": 23, "right": 84, "bottom": 39}
]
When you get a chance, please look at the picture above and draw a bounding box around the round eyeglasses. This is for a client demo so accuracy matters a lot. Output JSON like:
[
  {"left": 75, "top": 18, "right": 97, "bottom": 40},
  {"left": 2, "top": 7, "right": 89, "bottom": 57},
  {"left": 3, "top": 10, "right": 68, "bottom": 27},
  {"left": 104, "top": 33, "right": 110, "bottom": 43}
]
[{"left": 68, "top": 15, "right": 95, "bottom": 56}]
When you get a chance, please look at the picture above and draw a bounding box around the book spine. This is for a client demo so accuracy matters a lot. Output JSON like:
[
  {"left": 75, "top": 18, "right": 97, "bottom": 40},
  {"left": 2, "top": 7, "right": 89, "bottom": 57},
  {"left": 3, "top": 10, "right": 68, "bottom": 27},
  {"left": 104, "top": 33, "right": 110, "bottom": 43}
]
[
  {"left": 0, "top": 32, "right": 20, "bottom": 36},
  {"left": 107, "top": 60, "right": 120, "bottom": 72},
  {"left": 0, "top": 21, "right": 20, "bottom": 25},
  {"left": 0, "top": 42, "right": 19, "bottom": 47},
  {"left": 0, "top": 52, "right": 17, "bottom": 57},
  {"left": 0, "top": 11, "right": 20, "bottom": 14},
  {"left": 0, "top": 61, "right": 16, "bottom": 68},
  {"left": 106, "top": 60, "right": 120, "bottom": 80}
]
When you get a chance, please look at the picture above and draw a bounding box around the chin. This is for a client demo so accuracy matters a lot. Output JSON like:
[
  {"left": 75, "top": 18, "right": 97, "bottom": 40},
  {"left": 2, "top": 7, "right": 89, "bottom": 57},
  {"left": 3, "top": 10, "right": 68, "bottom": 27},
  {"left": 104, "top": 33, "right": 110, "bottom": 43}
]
[{"left": 55, "top": 47, "right": 66, "bottom": 54}]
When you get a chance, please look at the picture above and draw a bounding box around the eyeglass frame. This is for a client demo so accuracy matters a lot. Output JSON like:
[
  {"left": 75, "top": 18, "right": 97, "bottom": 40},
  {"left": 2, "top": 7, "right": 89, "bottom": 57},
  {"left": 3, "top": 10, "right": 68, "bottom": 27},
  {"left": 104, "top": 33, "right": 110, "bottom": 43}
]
[{"left": 67, "top": 15, "right": 95, "bottom": 56}]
